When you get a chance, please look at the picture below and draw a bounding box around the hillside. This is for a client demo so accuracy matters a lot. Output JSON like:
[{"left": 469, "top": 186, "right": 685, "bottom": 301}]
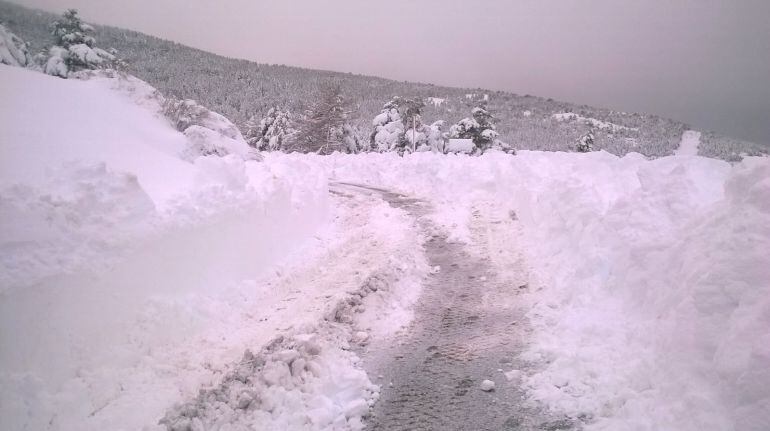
[{"left": 1, "top": 0, "right": 766, "bottom": 160}]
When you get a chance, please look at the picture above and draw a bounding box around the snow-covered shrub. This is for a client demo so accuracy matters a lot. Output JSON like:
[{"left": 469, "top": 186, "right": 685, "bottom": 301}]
[
  {"left": 575, "top": 129, "right": 595, "bottom": 152},
  {"left": 423, "top": 120, "right": 447, "bottom": 153},
  {"left": 0, "top": 23, "right": 30, "bottom": 67},
  {"left": 42, "top": 45, "right": 68, "bottom": 77},
  {"left": 245, "top": 107, "right": 296, "bottom": 151}
]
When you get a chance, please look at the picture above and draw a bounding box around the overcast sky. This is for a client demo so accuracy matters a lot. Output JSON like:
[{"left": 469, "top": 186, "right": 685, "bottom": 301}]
[{"left": 13, "top": 0, "right": 770, "bottom": 144}]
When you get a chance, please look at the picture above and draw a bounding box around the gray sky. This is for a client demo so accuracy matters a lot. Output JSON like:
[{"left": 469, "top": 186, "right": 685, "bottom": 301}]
[{"left": 13, "top": 0, "right": 770, "bottom": 144}]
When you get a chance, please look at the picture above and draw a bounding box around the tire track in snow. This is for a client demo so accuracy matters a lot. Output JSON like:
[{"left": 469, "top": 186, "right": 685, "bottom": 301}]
[{"left": 333, "top": 183, "right": 577, "bottom": 431}]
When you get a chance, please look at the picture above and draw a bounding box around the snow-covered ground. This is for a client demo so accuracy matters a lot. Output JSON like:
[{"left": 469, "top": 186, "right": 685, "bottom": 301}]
[
  {"left": 0, "top": 65, "right": 425, "bottom": 430},
  {"left": 675, "top": 130, "right": 702, "bottom": 156},
  {"left": 295, "top": 150, "right": 770, "bottom": 431},
  {"left": 2, "top": 64, "right": 769, "bottom": 430}
]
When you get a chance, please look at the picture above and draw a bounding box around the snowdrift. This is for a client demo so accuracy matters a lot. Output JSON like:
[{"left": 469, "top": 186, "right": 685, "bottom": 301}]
[
  {"left": 0, "top": 65, "right": 330, "bottom": 430},
  {"left": 289, "top": 149, "right": 770, "bottom": 431}
]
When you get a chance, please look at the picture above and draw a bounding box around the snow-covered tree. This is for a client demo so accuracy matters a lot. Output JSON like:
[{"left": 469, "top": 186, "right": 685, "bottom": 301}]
[
  {"left": 423, "top": 120, "right": 447, "bottom": 153},
  {"left": 576, "top": 130, "right": 595, "bottom": 152},
  {"left": 245, "top": 107, "right": 296, "bottom": 151},
  {"left": 370, "top": 97, "right": 441, "bottom": 154},
  {"left": 449, "top": 105, "right": 513, "bottom": 154},
  {"left": 370, "top": 98, "right": 404, "bottom": 152},
  {"left": 43, "top": 9, "right": 118, "bottom": 77},
  {"left": 0, "top": 23, "right": 30, "bottom": 67},
  {"left": 399, "top": 98, "right": 426, "bottom": 154},
  {"left": 295, "top": 83, "right": 360, "bottom": 154}
]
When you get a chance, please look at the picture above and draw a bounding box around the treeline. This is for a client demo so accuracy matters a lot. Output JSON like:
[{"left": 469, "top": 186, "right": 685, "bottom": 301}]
[{"left": 1, "top": 0, "right": 763, "bottom": 160}]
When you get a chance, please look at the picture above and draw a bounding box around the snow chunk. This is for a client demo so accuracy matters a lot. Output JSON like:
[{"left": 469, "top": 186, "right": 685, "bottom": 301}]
[
  {"left": 446, "top": 138, "right": 475, "bottom": 154},
  {"left": 480, "top": 379, "right": 495, "bottom": 391}
]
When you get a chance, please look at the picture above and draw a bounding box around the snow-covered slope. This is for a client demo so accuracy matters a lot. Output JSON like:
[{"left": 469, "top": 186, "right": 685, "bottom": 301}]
[{"left": 675, "top": 130, "right": 702, "bottom": 156}]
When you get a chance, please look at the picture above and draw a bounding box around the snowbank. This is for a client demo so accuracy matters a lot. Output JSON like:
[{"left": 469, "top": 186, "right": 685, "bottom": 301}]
[
  {"left": 296, "top": 149, "right": 770, "bottom": 430},
  {"left": 0, "top": 66, "right": 332, "bottom": 430}
]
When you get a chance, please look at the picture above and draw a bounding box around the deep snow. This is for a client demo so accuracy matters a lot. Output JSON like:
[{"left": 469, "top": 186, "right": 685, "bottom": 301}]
[
  {"left": 0, "top": 66, "right": 426, "bottom": 431},
  {"left": 2, "top": 63, "right": 769, "bottom": 430},
  {"left": 293, "top": 149, "right": 770, "bottom": 431}
]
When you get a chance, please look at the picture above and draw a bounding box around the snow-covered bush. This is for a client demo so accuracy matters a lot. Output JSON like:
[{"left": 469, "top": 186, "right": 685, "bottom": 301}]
[
  {"left": 0, "top": 23, "right": 30, "bottom": 67},
  {"left": 426, "top": 120, "right": 446, "bottom": 153},
  {"left": 575, "top": 129, "right": 595, "bottom": 152},
  {"left": 245, "top": 107, "right": 296, "bottom": 151}
]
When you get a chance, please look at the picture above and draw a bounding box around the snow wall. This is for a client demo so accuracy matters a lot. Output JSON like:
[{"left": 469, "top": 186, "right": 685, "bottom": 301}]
[
  {"left": 0, "top": 66, "right": 330, "bottom": 430},
  {"left": 279, "top": 150, "right": 770, "bottom": 431}
]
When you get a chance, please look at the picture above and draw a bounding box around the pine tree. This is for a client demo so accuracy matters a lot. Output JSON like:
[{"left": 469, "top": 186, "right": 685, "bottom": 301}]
[
  {"left": 52, "top": 9, "right": 95, "bottom": 49},
  {"left": 295, "top": 83, "right": 359, "bottom": 154},
  {"left": 245, "top": 107, "right": 296, "bottom": 151},
  {"left": 370, "top": 97, "right": 404, "bottom": 152},
  {"left": 399, "top": 98, "right": 426, "bottom": 154},
  {"left": 44, "top": 9, "right": 118, "bottom": 77},
  {"left": 449, "top": 104, "right": 514, "bottom": 155}
]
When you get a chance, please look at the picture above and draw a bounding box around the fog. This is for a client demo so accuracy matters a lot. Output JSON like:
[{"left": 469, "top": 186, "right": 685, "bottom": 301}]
[{"left": 13, "top": 0, "right": 770, "bottom": 144}]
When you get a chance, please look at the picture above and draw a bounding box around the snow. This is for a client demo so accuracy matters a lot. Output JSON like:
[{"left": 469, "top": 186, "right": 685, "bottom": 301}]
[
  {"left": 446, "top": 138, "right": 474, "bottom": 154},
  {"left": 0, "top": 66, "right": 428, "bottom": 430},
  {"left": 68, "top": 43, "right": 107, "bottom": 66},
  {"left": 43, "top": 46, "right": 68, "bottom": 77},
  {"left": 480, "top": 380, "right": 496, "bottom": 391},
  {"left": 552, "top": 112, "right": 638, "bottom": 133},
  {"left": 299, "top": 150, "right": 770, "bottom": 431},
  {"left": 0, "top": 24, "right": 29, "bottom": 67},
  {"left": 675, "top": 130, "right": 701, "bottom": 156},
  {"left": 425, "top": 97, "right": 445, "bottom": 107},
  {"left": 3, "top": 63, "right": 769, "bottom": 430}
]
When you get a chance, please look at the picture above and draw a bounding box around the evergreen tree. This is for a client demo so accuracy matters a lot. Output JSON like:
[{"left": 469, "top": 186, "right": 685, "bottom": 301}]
[
  {"left": 399, "top": 98, "right": 426, "bottom": 154},
  {"left": 370, "top": 97, "right": 404, "bottom": 152},
  {"left": 52, "top": 9, "right": 95, "bottom": 49},
  {"left": 448, "top": 104, "right": 514, "bottom": 155},
  {"left": 44, "top": 9, "right": 118, "bottom": 77},
  {"left": 576, "top": 130, "right": 595, "bottom": 152},
  {"left": 295, "top": 83, "right": 359, "bottom": 154},
  {"left": 245, "top": 107, "right": 296, "bottom": 151}
]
